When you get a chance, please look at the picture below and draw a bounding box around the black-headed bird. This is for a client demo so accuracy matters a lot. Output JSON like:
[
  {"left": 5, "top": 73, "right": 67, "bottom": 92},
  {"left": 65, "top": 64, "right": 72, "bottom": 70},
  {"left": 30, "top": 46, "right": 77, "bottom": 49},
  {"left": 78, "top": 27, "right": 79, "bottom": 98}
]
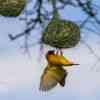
[
  {"left": 39, "top": 50, "right": 79, "bottom": 91},
  {"left": 46, "top": 50, "right": 79, "bottom": 66}
]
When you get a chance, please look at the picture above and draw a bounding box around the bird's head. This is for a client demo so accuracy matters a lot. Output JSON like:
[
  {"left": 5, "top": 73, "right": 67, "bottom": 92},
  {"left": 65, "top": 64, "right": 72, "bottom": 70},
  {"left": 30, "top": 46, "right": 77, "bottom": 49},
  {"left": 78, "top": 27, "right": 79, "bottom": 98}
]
[
  {"left": 46, "top": 50, "right": 55, "bottom": 59},
  {"left": 47, "top": 50, "right": 55, "bottom": 55}
]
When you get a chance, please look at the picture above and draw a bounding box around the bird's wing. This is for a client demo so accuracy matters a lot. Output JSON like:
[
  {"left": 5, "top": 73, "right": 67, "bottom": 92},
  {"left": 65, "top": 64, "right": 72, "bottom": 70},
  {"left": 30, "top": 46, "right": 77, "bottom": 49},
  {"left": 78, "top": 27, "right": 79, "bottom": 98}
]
[
  {"left": 59, "top": 71, "right": 68, "bottom": 87},
  {"left": 39, "top": 67, "right": 58, "bottom": 91},
  {"left": 39, "top": 65, "right": 67, "bottom": 91}
]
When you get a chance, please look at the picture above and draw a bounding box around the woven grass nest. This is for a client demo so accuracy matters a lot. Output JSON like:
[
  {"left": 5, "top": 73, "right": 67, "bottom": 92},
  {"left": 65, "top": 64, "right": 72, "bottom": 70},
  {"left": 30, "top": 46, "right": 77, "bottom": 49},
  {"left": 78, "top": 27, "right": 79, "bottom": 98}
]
[
  {"left": 42, "top": 11, "right": 80, "bottom": 49},
  {"left": 0, "top": 0, "right": 26, "bottom": 17}
]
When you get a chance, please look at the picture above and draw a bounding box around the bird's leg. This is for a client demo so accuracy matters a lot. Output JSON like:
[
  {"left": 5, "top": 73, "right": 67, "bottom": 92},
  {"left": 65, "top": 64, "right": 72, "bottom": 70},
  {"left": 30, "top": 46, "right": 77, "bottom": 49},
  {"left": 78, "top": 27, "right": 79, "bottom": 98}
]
[
  {"left": 60, "top": 49, "right": 63, "bottom": 55},
  {"left": 56, "top": 48, "right": 59, "bottom": 55}
]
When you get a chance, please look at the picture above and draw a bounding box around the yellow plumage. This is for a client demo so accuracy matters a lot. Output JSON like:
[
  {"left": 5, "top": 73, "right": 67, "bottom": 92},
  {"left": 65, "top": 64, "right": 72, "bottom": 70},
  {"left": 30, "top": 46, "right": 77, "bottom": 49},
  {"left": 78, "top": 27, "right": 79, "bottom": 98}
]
[
  {"left": 47, "top": 54, "right": 72, "bottom": 65},
  {"left": 39, "top": 50, "right": 79, "bottom": 91},
  {"left": 46, "top": 50, "right": 78, "bottom": 66}
]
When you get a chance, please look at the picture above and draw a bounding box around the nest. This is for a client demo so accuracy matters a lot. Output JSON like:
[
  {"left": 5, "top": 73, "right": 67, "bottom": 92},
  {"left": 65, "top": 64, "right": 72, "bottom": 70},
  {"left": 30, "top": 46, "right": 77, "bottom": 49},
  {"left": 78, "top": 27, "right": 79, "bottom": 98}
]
[
  {"left": 0, "top": 0, "right": 26, "bottom": 17},
  {"left": 42, "top": 12, "right": 80, "bottom": 49},
  {"left": 42, "top": 20, "right": 80, "bottom": 48}
]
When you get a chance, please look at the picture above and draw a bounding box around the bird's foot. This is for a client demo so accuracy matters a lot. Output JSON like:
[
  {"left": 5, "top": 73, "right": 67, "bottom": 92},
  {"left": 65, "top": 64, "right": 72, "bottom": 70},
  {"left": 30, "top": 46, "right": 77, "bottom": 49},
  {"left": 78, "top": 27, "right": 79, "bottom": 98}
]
[{"left": 60, "top": 50, "right": 63, "bottom": 55}]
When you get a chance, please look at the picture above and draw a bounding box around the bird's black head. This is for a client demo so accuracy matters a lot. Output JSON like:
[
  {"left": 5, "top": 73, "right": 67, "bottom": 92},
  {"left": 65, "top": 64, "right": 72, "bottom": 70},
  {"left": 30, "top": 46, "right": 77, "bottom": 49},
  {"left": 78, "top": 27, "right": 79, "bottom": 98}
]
[
  {"left": 47, "top": 50, "right": 55, "bottom": 55},
  {"left": 46, "top": 50, "right": 55, "bottom": 62}
]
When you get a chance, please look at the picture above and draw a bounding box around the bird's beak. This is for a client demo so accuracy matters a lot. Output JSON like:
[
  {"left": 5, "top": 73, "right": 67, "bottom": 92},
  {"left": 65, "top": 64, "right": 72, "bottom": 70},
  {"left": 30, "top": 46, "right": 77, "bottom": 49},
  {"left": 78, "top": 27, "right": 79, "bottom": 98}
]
[
  {"left": 63, "top": 63, "right": 80, "bottom": 70},
  {"left": 68, "top": 61, "right": 79, "bottom": 66},
  {"left": 65, "top": 63, "right": 80, "bottom": 66}
]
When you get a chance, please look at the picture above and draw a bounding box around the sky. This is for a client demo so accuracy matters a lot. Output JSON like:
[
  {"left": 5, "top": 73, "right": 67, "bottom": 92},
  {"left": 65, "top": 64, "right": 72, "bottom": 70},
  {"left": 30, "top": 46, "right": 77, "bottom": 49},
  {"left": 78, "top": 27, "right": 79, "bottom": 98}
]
[{"left": 0, "top": 0, "right": 100, "bottom": 100}]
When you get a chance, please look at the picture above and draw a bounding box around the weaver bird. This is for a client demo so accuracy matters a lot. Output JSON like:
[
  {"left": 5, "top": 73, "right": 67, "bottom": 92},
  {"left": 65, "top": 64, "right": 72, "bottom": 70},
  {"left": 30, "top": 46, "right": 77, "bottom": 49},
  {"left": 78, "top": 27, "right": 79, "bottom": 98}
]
[
  {"left": 46, "top": 50, "right": 79, "bottom": 66},
  {"left": 39, "top": 64, "right": 67, "bottom": 91}
]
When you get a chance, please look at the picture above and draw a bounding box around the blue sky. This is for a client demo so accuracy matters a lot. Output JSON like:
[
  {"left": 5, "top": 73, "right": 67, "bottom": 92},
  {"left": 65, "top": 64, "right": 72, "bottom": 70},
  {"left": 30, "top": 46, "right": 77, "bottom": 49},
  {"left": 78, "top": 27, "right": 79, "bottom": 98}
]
[{"left": 0, "top": 0, "right": 100, "bottom": 100}]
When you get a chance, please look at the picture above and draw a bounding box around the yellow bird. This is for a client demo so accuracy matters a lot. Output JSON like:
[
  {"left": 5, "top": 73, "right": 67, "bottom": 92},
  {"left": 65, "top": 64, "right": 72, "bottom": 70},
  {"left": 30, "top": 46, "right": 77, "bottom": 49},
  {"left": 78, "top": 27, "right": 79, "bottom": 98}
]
[{"left": 46, "top": 50, "right": 79, "bottom": 66}]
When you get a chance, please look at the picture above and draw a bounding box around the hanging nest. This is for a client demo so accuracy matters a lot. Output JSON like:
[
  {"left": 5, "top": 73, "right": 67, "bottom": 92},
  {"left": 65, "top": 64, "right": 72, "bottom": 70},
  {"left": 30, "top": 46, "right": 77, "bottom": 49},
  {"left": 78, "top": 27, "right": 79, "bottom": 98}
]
[
  {"left": 0, "top": 0, "right": 26, "bottom": 17},
  {"left": 41, "top": 11, "right": 80, "bottom": 49}
]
